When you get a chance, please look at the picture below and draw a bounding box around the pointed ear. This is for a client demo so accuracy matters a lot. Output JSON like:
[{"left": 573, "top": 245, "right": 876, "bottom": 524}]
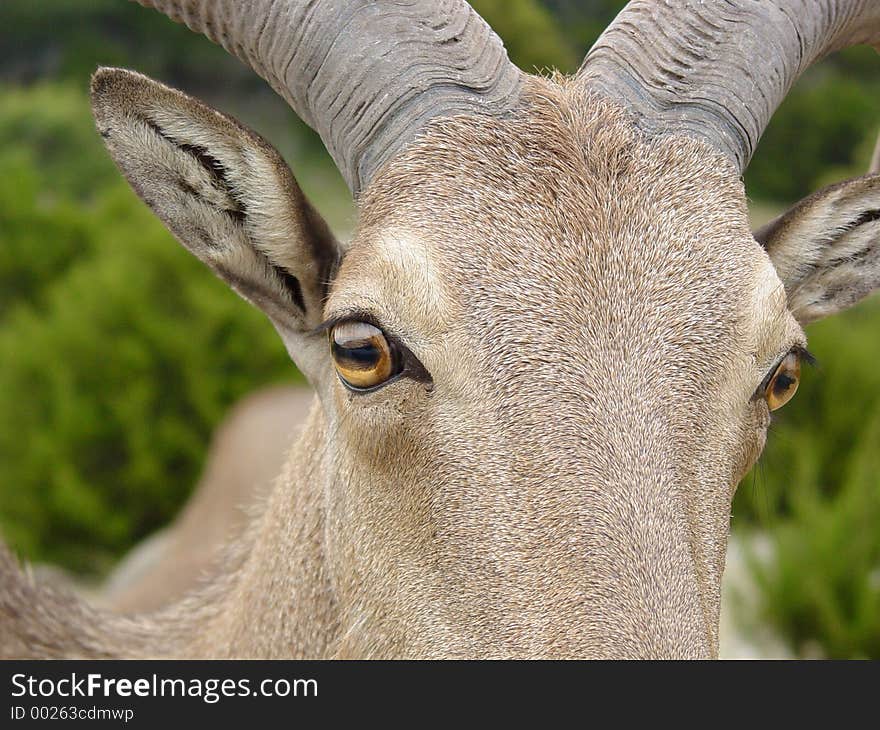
[
  {"left": 90, "top": 67, "right": 341, "bottom": 383},
  {"left": 755, "top": 174, "right": 880, "bottom": 325}
]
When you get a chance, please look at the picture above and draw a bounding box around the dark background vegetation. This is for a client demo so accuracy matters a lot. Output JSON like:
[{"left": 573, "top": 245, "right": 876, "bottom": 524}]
[{"left": 0, "top": 0, "right": 878, "bottom": 657}]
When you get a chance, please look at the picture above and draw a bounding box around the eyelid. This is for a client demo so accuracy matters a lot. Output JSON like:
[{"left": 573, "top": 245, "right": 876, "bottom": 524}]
[
  {"left": 336, "top": 370, "right": 407, "bottom": 395},
  {"left": 312, "top": 309, "right": 384, "bottom": 336}
]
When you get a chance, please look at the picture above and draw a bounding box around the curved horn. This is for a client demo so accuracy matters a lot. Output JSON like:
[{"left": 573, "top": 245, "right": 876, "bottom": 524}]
[
  {"left": 134, "top": 0, "right": 523, "bottom": 195},
  {"left": 576, "top": 1, "right": 880, "bottom": 172}
]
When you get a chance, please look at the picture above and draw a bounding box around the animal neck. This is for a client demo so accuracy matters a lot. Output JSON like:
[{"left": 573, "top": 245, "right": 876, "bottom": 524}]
[
  {"left": 0, "top": 400, "right": 341, "bottom": 659},
  {"left": 179, "top": 400, "right": 341, "bottom": 658}
]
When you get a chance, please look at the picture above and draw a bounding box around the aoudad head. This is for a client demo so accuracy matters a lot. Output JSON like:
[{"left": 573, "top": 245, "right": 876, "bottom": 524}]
[{"left": 91, "top": 1, "right": 880, "bottom": 658}]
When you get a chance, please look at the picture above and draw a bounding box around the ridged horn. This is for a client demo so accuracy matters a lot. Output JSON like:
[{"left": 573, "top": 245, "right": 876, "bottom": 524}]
[
  {"left": 134, "top": 0, "right": 524, "bottom": 195},
  {"left": 577, "top": 0, "right": 880, "bottom": 172}
]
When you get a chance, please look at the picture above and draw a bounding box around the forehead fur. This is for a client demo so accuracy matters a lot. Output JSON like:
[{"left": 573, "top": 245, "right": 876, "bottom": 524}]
[
  {"left": 359, "top": 74, "right": 750, "bottom": 233},
  {"left": 349, "top": 75, "right": 769, "bottom": 387}
]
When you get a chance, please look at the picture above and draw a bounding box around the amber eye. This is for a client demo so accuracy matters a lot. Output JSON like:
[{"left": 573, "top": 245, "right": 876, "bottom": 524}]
[
  {"left": 330, "top": 321, "right": 401, "bottom": 390},
  {"left": 765, "top": 351, "right": 801, "bottom": 411}
]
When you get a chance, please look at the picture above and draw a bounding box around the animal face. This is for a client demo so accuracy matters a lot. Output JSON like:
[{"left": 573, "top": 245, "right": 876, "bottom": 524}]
[
  {"left": 81, "top": 0, "right": 880, "bottom": 658},
  {"left": 311, "top": 82, "right": 807, "bottom": 657}
]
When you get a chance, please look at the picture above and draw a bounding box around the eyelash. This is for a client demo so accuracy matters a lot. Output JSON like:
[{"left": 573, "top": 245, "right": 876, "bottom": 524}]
[
  {"left": 796, "top": 346, "right": 818, "bottom": 369},
  {"left": 781, "top": 345, "right": 816, "bottom": 375},
  {"left": 755, "top": 345, "right": 816, "bottom": 397}
]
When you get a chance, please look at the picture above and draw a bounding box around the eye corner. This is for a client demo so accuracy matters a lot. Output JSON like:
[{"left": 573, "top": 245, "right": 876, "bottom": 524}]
[{"left": 402, "top": 360, "right": 434, "bottom": 392}]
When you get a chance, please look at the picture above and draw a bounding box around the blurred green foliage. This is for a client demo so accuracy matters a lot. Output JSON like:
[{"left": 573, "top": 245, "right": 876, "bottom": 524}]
[
  {"left": 733, "top": 297, "right": 880, "bottom": 658},
  {"left": 0, "top": 85, "right": 294, "bottom": 574},
  {"left": 747, "top": 54, "right": 880, "bottom": 202},
  {"left": 0, "top": 0, "right": 251, "bottom": 89},
  {"left": 473, "top": 0, "right": 578, "bottom": 73},
  {"left": 0, "top": 84, "right": 120, "bottom": 315},
  {"left": 0, "top": 0, "right": 878, "bottom": 655}
]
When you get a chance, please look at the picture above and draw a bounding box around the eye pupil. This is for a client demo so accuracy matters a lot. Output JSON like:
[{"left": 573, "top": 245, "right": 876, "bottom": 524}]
[
  {"left": 335, "top": 340, "right": 380, "bottom": 367},
  {"left": 774, "top": 373, "right": 794, "bottom": 393},
  {"left": 330, "top": 321, "right": 400, "bottom": 390}
]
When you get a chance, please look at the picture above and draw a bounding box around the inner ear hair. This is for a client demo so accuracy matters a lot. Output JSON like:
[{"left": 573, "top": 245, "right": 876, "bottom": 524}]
[
  {"left": 756, "top": 172, "right": 880, "bottom": 324},
  {"left": 135, "top": 112, "right": 310, "bottom": 315},
  {"left": 91, "top": 68, "right": 340, "bottom": 332},
  {"left": 140, "top": 115, "right": 248, "bottom": 224}
]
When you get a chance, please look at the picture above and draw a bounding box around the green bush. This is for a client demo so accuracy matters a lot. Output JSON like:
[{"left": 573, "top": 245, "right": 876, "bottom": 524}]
[
  {"left": 0, "top": 150, "right": 93, "bottom": 314},
  {"left": 733, "top": 296, "right": 880, "bottom": 657},
  {"left": 0, "top": 83, "right": 121, "bottom": 198},
  {"left": 472, "top": 0, "right": 579, "bottom": 73},
  {"left": 0, "top": 90, "right": 296, "bottom": 575},
  {"left": 0, "top": 0, "right": 251, "bottom": 90},
  {"left": 0, "top": 82, "right": 135, "bottom": 317},
  {"left": 746, "top": 67, "right": 880, "bottom": 202},
  {"left": 749, "top": 415, "right": 880, "bottom": 659}
]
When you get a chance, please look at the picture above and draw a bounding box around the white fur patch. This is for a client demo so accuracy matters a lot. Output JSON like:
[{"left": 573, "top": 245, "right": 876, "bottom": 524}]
[{"left": 327, "top": 227, "right": 452, "bottom": 345}]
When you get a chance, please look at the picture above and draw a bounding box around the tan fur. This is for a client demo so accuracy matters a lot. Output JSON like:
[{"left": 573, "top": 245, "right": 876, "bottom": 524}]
[{"left": 2, "top": 67, "right": 879, "bottom": 659}]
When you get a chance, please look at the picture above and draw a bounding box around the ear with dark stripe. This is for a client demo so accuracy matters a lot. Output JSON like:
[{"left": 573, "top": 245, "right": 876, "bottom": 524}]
[
  {"left": 755, "top": 174, "right": 880, "bottom": 325},
  {"left": 90, "top": 68, "right": 341, "bottom": 383}
]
